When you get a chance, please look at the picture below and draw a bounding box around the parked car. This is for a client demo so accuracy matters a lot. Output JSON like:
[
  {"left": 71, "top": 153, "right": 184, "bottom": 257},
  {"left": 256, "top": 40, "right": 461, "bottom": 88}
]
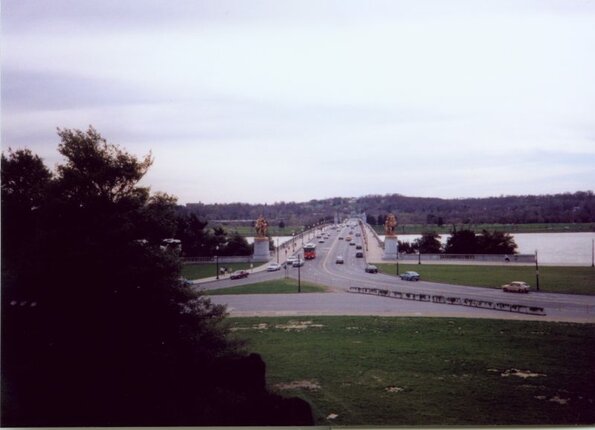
[
  {"left": 286, "top": 256, "right": 298, "bottom": 266},
  {"left": 338, "top": 236, "right": 344, "bottom": 240},
  {"left": 502, "top": 281, "right": 530, "bottom": 293},
  {"left": 355, "top": 251, "right": 364, "bottom": 258},
  {"left": 267, "top": 263, "right": 282, "bottom": 272},
  {"left": 400, "top": 271, "right": 420, "bottom": 281},
  {"left": 230, "top": 270, "right": 249, "bottom": 280},
  {"left": 292, "top": 259, "right": 305, "bottom": 267},
  {"left": 365, "top": 264, "right": 378, "bottom": 273},
  {"left": 336, "top": 256, "right": 344, "bottom": 264}
]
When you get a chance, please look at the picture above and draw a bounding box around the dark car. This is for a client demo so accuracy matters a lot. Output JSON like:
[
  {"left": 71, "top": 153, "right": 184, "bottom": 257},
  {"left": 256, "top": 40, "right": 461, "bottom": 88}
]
[
  {"left": 400, "top": 271, "right": 420, "bottom": 281},
  {"left": 230, "top": 270, "right": 249, "bottom": 279},
  {"left": 355, "top": 251, "right": 364, "bottom": 258},
  {"left": 364, "top": 264, "right": 378, "bottom": 273}
]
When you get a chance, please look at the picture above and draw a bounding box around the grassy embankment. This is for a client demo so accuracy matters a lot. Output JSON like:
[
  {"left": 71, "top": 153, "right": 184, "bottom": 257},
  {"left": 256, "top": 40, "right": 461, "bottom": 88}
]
[
  {"left": 181, "top": 262, "right": 253, "bottom": 280},
  {"left": 376, "top": 263, "right": 595, "bottom": 295},
  {"left": 229, "top": 316, "right": 595, "bottom": 426},
  {"left": 372, "top": 222, "right": 595, "bottom": 235},
  {"left": 206, "top": 279, "right": 327, "bottom": 295},
  {"left": 184, "top": 263, "right": 594, "bottom": 295}
]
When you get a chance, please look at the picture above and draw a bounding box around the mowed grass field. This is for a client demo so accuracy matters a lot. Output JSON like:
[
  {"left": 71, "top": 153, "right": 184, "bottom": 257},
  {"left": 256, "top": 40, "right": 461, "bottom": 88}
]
[
  {"left": 181, "top": 263, "right": 254, "bottom": 280},
  {"left": 371, "top": 222, "right": 595, "bottom": 235},
  {"left": 229, "top": 316, "right": 595, "bottom": 426},
  {"left": 377, "top": 263, "right": 595, "bottom": 295},
  {"left": 206, "top": 279, "right": 328, "bottom": 295}
]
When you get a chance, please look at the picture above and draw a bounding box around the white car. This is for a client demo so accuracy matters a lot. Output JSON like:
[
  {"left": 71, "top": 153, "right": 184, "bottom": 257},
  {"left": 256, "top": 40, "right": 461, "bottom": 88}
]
[
  {"left": 267, "top": 263, "right": 282, "bottom": 272},
  {"left": 502, "top": 281, "right": 530, "bottom": 293},
  {"left": 286, "top": 256, "right": 299, "bottom": 266}
]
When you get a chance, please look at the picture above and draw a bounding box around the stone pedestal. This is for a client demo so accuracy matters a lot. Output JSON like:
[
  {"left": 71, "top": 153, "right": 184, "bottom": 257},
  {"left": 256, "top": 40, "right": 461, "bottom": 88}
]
[
  {"left": 383, "top": 235, "right": 398, "bottom": 260},
  {"left": 252, "top": 237, "right": 270, "bottom": 262}
]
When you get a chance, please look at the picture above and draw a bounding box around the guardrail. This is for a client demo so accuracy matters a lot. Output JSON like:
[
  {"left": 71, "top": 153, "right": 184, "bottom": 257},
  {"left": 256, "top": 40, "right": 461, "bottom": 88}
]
[
  {"left": 391, "top": 253, "right": 536, "bottom": 263},
  {"left": 182, "top": 255, "right": 270, "bottom": 264},
  {"left": 348, "top": 286, "right": 546, "bottom": 316}
]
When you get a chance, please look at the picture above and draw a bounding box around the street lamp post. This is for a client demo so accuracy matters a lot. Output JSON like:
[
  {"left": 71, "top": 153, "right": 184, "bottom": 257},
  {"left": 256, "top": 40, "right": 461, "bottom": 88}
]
[
  {"left": 276, "top": 237, "right": 279, "bottom": 264},
  {"left": 297, "top": 253, "right": 302, "bottom": 293},
  {"left": 535, "top": 249, "right": 540, "bottom": 291},
  {"left": 215, "top": 245, "right": 220, "bottom": 280}
]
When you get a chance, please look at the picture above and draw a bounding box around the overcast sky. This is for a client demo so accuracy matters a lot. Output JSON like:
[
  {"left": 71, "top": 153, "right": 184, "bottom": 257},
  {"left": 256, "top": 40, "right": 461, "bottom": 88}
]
[{"left": 2, "top": 0, "right": 594, "bottom": 204}]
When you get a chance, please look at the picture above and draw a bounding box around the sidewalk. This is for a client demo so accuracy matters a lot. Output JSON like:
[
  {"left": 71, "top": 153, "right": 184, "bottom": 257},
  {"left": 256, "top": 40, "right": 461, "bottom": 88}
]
[
  {"left": 361, "top": 222, "right": 385, "bottom": 263},
  {"left": 192, "top": 231, "right": 313, "bottom": 285}
]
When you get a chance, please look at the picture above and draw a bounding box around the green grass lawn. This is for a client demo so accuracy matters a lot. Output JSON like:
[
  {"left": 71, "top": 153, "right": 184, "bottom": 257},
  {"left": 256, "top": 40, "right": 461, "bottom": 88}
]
[
  {"left": 206, "top": 279, "right": 328, "bottom": 295},
  {"left": 229, "top": 316, "right": 595, "bottom": 426},
  {"left": 372, "top": 222, "right": 595, "bottom": 235},
  {"left": 376, "top": 263, "right": 595, "bottom": 295},
  {"left": 181, "top": 263, "right": 256, "bottom": 280}
]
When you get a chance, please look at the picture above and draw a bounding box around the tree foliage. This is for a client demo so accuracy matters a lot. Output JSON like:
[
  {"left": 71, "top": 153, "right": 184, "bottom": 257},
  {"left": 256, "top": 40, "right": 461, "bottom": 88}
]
[
  {"left": 1, "top": 128, "right": 312, "bottom": 426},
  {"left": 415, "top": 231, "right": 443, "bottom": 253},
  {"left": 444, "top": 229, "right": 517, "bottom": 254}
]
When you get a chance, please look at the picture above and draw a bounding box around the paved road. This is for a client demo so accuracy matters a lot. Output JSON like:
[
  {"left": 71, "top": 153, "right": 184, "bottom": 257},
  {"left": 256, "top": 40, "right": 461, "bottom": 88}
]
[{"left": 196, "top": 219, "right": 595, "bottom": 323}]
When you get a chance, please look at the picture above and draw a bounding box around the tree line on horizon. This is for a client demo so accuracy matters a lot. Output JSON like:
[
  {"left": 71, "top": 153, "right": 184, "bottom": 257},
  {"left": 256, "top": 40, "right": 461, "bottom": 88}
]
[{"left": 185, "top": 190, "right": 594, "bottom": 227}]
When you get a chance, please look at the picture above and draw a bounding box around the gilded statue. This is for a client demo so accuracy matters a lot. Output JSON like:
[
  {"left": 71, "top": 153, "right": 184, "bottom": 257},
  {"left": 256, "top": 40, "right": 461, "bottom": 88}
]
[
  {"left": 254, "top": 215, "right": 268, "bottom": 238},
  {"left": 384, "top": 213, "right": 398, "bottom": 236}
]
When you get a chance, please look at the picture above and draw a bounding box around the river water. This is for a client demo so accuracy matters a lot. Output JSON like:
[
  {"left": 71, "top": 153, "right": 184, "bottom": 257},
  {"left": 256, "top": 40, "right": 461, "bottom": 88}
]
[
  {"left": 379, "top": 232, "right": 595, "bottom": 266},
  {"left": 248, "top": 232, "right": 595, "bottom": 266}
]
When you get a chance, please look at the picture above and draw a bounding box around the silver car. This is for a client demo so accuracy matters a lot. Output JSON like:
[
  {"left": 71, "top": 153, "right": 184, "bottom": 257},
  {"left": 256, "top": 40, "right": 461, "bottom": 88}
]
[{"left": 400, "top": 271, "right": 420, "bottom": 281}]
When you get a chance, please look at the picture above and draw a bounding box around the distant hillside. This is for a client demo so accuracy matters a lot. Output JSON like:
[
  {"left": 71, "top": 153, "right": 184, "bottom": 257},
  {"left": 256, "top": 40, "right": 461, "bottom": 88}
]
[{"left": 184, "top": 191, "right": 595, "bottom": 227}]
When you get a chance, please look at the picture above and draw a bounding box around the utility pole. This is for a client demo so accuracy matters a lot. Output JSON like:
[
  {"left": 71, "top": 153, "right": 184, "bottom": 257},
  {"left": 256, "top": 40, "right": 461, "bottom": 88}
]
[
  {"left": 535, "top": 249, "right": 540, "bottom": 292},
  {"left": 297, "top": 253, "right": 301, "bottom": 293}
]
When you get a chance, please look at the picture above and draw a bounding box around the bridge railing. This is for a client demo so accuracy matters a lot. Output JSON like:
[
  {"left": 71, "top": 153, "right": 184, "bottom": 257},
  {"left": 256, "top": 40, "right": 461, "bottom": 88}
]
[{"left": 348, "top": 286, "right": 546, "bottom": 316}]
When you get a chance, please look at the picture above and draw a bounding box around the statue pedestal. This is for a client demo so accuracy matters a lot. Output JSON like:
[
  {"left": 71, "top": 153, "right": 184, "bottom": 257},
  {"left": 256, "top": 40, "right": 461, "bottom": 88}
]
[
  {"left": 383, "top": 235, "right": 398, "bottom": 260},
  {"left": 252, "top": 237, "right": 270, "bottom": 262}
]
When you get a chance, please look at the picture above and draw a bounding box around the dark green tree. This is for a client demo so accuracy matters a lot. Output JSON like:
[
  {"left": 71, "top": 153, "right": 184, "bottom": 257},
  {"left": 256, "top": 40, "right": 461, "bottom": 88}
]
[
  {"left": 415, "top": 231, "right": 442, "bottom": 253},
  {"left": 477, "top": 230, "right": 518, "bottom": 254},
  {"left": 223, "top": 232, "right": 252, "bottom": 256},
  {"left": 2, "top": 127, "right": 312, "bottom": 426},
  {"left": 445, "top": 229, "right": 478, "bottom": 254},
  {"left": 397, "top": 240, "right": 416, "bottom": 254}
]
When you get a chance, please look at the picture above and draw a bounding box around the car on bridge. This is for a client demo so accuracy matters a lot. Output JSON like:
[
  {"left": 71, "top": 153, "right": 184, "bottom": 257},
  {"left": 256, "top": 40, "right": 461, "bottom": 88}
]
[
  {"left": 364, "top": 264, "right": 378, "bottom": 273},
  {"left": 230, "top": 270, "right": 250, "bottom": 280},
  {"left": 502, "top": 281, "right": 530, "bottom": 293},
  {"left": 355, "top": 251, "right": 364, "bottom": 258},
  {"left": 400, "top": 271, "right": 420, "bottom": 281}
]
